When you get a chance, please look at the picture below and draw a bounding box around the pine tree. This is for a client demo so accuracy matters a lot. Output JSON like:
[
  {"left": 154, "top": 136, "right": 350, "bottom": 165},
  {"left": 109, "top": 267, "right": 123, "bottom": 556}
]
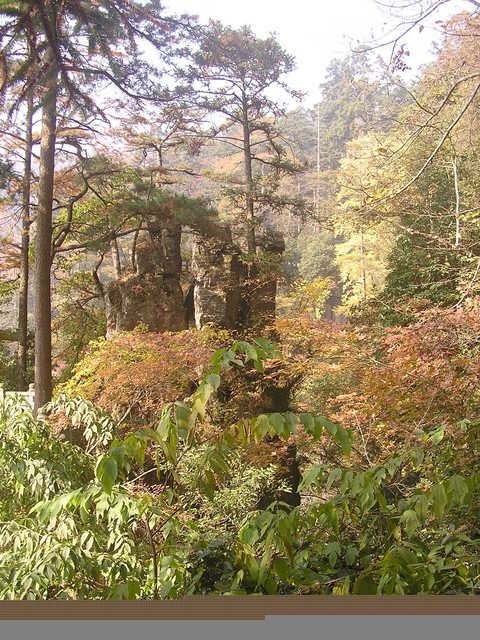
[
  {"left": 182, "top": 22, "right": 303, "bottom": 253},
  {"left": 0, "top": 0, "right": 193, "bottom": 410}
]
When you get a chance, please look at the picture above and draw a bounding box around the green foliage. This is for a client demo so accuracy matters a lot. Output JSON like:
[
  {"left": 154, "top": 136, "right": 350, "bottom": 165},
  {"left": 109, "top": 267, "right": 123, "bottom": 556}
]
[
  {"left": 280, "top": 231, "right": 343, "bottom": 320},
  {"left": 0, "top": 278, "right": 17, "bottom": 310},
  {"left": 317, "top": 54, "right": 374, "bottom": 170},
  {"left": 380, "top": 217, "right": 469, "bottom": 319},
  {"left": 53, "top": 269, "right": 106, "bottom": 381},
  {"left": 0, "top": 337, "right": 352, "bottom": 599},
  {"left": 45, "top": 395, "right": 116, "bottom": 453},
  {"left": 2, "top": 331, "right": 480, "bottom": 598},
  {"left": 0, "top": 397, "right": 92, "bottom": 522},
  {"left": 0, "top": 342, "right": 17, "bottom": 390},
  {"left": 5, "top": 7, "right": 480, "bottom": 602},
  {"left": 232, "top": 421, "right": 480, "bottom": 595}
]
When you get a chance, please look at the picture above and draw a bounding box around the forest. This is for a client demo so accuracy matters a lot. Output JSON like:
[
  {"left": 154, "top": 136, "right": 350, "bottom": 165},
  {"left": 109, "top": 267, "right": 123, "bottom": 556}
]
[{"left": 1, "top": 0, "right": 480, "bottom": 599}]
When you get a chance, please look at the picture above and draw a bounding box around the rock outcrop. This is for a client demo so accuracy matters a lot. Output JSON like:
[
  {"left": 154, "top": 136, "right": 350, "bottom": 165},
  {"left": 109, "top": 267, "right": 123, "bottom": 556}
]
[
  {"left": 142, "top": 215, "right": 182, "bottom": 276},
  {"left": 242, "top": 231, "right": 286, "bottom": 329},
  {"left": 105, "top": 273, "right": 185, "bottom": 337},
  {"left": 191, "top": 226, "right": 244, "bottom": 329},
  {"left": 105, "top": 212, "right": 185, "bottom": 337},
  {"left": 105, "top": 208, "right": 285, "bottom": 336}
]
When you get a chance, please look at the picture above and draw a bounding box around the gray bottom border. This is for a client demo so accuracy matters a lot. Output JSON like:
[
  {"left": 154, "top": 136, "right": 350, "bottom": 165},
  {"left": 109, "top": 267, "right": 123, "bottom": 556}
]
[{"left": 1, "top": 616, "right": 480, "bottom": 640}]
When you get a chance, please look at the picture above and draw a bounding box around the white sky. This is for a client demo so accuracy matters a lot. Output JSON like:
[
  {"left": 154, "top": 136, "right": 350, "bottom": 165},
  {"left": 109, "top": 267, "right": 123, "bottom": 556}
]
[{"left": 166, "top": 0, "right": 465, "bottom": 105}]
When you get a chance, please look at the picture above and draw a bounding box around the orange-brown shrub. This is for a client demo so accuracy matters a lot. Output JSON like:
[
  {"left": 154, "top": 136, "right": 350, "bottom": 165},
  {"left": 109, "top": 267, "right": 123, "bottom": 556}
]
[
  {"left": 275, "top": 303, "right": 480, "bottom": 461},
  {"left": 58, "top": 328, "right": 216, "bottom": 426}
]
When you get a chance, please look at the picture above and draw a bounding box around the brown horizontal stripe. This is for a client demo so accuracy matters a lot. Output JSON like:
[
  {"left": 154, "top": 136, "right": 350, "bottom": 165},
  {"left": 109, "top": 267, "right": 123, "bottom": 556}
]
[{"left": 0, "top": 596, "right": 479, "bottom": 619}]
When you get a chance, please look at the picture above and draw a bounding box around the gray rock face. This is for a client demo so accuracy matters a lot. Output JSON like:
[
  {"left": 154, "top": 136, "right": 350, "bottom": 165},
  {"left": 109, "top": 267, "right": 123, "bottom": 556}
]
[
  {"left": 190, "top": 227, "right": 285, "bottom": 331},
  {"left": 144, "top": 216, "right": 182, "bottom": 276},
  {"left": 105, "top": 207, "right": 285, "bottom": 336},
  {"left": 243, "top": 231, "right": 286, "bottom": 329},
  {"left": 135, "top": 215, "right": 182, "bottom": 277},
  {"left": 106, "top": 213, "right": 185, "bottom": 336},
  {"left": 191, "top": 229, "right": 243, "bottom": 329},
  {"left": 105, "top": 273, "right": 185, "bottom": 337}
]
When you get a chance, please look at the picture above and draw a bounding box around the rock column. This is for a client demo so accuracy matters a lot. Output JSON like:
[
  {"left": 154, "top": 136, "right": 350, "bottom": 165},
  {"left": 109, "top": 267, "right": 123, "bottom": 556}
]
[
  {"left": 105, "top": 214, "right": 185, "bottom": 336},
  {"left": 191, "top": 226, "right": 243, "bottom": 329}
]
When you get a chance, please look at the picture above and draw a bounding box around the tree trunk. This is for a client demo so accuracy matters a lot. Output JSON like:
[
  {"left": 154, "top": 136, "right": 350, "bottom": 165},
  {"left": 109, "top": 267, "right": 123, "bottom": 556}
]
[
  {"left": 241, "top": 94, "right": 256, "bottom": 254},
  {"left": 34, "top": 52, "right": 57, "bottom": 413},
  {"left": 17, "top": 87, "right": 33, "bottom": 391},
  {"left": 316, "top": 101, "right": 320, "bottom": 218},
  {"left": 453, "top": 156, "right": 461, "bottom": 247},
  {"left": 111, "top": 238, "right": 122, "bottom": 279},
  {"left": 360, "top": 227, "right": 367, "bottom": 302},
  {"left": 107, "top": 212, "right": 122, "bottom": 279}
]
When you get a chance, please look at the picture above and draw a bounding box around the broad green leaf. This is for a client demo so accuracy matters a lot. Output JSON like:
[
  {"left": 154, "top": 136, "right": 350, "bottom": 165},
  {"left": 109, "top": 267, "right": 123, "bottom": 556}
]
[
  {"left": 298, "top": 464, "right": 323, "bottom": 490},
  {"left": 236, "top": 341, "right": 258, "bottom": 362},
  {"left": 345, "top": 545, "right": 359, "bottom": 566},
  {"left": 322, "top": 501, "right": 339, "bottom": 530},
  {"left": 431, "top": 483, "right": 448, "bottom": 518},
  {"left": 300, "top": 413, "right": 326, "bottom": 440},
  {"left": 257, "top": 530, "right": 274, "bottom": 586},
  {"left": 414, "top": 494, "right": 429, "bottom": 521},
  {"left": 326, "top": 467, "right": 342, "bottom": 490},
  {"left": 340, "top": 470, "right": 354, "bottom": 493},
  {"left": 319, "top": 416, "right": 338, "bottom": 436},
  {"left": 295, "top": 568, "right": 321, "bottom": 586},
  {"left": 174, "top": 402, "right": 191, "bottom": 433},
  {"left": 245, "top": 554, "right": 259, "bottom": 582},
  {"left": 335, "top": 426, "right": 353, "bottom": 456},
  {"left": 205, "top": 373, "right": 221, "bottom": 391},
  {"left": 448, "top": 475, "right": 469, "bottom": 506},
  {"left": 400, "top": 509, "right": 419, "bottom": 537},
  {"left": 332, "top": 576, "right": 350, "bottom": 595},
  {"left": 273, "top": 558, "right": 292, "bottom": 582},
  {"left": 239, "top": 525, "right": 259, "bottom": 546},
  {"left": 230, "top": 570, "right": 244, "bottom": 591},
  {"left": 299, "top": 413, "right": 314, "bottom": 433},
  {"left": 284, "top": 412, "right": 298, "bottom": 435},
  {"left": 353, "top": 573, "right": 377, "bottom": 594},
  {"left": 263, "top": 576, "right": 278, "bottom": 594},
  {"left": 268, "top": 413, "right": 286, "bottom": 436},
  {"left": 95, "top": 456, "right": 118, "bottom": 494},
  {"left": 429, "top": 426, "right": 446, "bottom": 445},
  {"left": 253, "top": 337, "right": 276, "bottom": 356},
  {"left": 254, "top": 414, "right": 271, "bottom": 440}
]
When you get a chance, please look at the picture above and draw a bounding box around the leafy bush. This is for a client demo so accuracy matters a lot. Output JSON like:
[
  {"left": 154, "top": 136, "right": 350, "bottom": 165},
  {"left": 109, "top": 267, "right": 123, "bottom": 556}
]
[
  {"left": 2, "top": 330, "right": 480, "bottom": 599},
  {"left": 276, "top": 304, "right": 480, "bottom": 464},
  {"left": 57, "top": 328, "right": 217, "bottom": 427}
]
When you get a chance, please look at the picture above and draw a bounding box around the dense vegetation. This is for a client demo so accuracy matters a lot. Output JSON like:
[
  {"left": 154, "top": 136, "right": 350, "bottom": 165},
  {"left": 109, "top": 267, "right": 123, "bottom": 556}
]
[
  {"left": 3, "top": 319, "right": 480, "bottom": 598},
  {"left": 2, "top": 0, "right": 480, "bottom": 599}
]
